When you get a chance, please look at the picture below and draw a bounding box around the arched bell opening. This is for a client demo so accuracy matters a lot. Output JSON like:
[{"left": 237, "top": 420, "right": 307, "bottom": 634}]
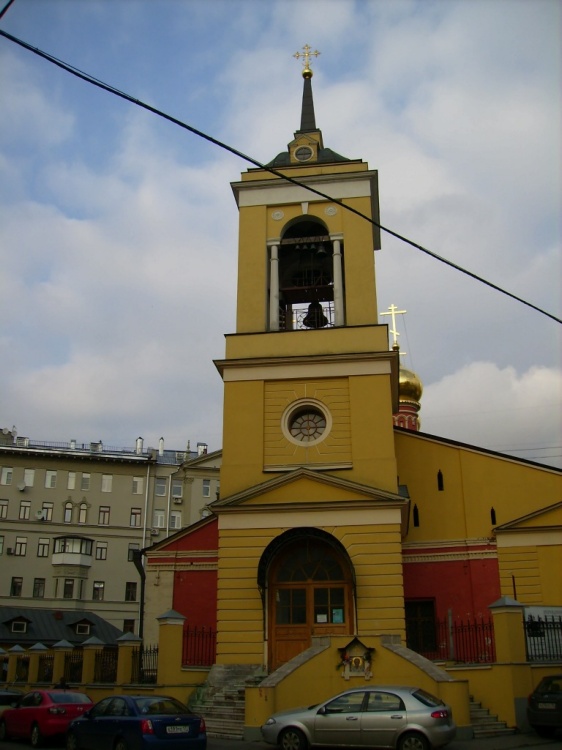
[
  {"left": 268, "top": 218, "right": 345, "bottom": 331},
  {"left": 258, "top": 528, "right": 356, "bottom": 671}
]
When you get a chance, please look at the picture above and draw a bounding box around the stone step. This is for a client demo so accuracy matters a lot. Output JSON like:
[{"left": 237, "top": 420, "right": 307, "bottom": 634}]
[{"left": 473, "top": 726, "right": 517, "bottom": 738}]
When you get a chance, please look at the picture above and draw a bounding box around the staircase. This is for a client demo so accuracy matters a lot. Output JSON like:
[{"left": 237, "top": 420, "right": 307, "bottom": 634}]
[
  {"left": 470, "top": 696, "right": 517, "bottom": 738},
  {"left": 189, "top": 664, "right": 264, "bottom": 739}
]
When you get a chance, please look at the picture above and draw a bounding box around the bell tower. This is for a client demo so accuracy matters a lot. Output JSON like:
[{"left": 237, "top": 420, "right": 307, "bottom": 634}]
[{"left": 215, "top": 49, "right": 400, "bottom": 499}]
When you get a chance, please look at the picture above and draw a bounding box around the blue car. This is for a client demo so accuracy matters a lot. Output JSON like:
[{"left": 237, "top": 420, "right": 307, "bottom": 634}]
[{"left": 66, "top": 694, "right": 206, "bottom": 750}]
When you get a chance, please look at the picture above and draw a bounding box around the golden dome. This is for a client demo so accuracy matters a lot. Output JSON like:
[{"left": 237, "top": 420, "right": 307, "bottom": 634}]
[{"left": 398, "top": 366, "right": 423, "bottom": 403}]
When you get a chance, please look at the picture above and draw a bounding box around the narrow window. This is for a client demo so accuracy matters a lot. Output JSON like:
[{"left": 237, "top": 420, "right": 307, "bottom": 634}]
[
  {"left": 64, "top": 501, "right": 73, "bottom": 523},
  {"left": 0, "top": 535, "right": 4, "bottom": 555},
  {"left": 67, "top": 472, "right": 76, "bottom": 490},
  {"left": 171, "top": 481, "right": 183, "bottom": 498},
  {"left": 37, "top": 538, "right": 49, "bottom": 557},
  {"left": 0, "top": 500, "right": 7, "bottom": 518},
  {"left": 78, "top": 502, "right": 88, "bottom": 524},
  {"left": 202, "top": 479, "right": 211, "bottom": 498},
  {"left": 153, "top": 509, "right": 165, "bottom": 528},
  {"left": 0, "top": 467, "right": 13, "bottom": 485},
  {"left": 45, "top": 470, "right": 57, "bottom": 489},
  {"left": 63, "top": 579, "right": 74, "bottom": 599},
  {"left": 95, "top": 542, "right": 108, "bottom": 560},
  {"left": 437, "top": 470, "right": 444, "bottom": 491},
  {"left": 98, "top": 506, "right": 110, "bottom": 525},
  {"left": 125, "top": 582, "right": 137, "bottom": 601},
  {"left": 10, "top": 577, "right": 23, "bottom": 596},
  {"left": 42, "top": 502, "right": 53, "bottom": 521},
  {"left": 81, "top": 473, "right": 90, "bottom": 491},
  {"left": 169, "top": 511, "right": 182, "bottom": 530},
  {"left": 132, "top": 476, "right": 143, "bottom": 495},
  {"left": 130, "top": 508, "right": 141, "bottom": 527},
  {"left": 128, "top": 543, "right": 139, "bottom": 562},
  {"left": 123, "top": 619, "right": 135, "bottom": 634},
  {"left": 155, "top": 477, "right": 167, "bottom": 496},
  {"left": 491, "top": 507, "right": 497, "bottom": 525},
  {"left": 33, "top": 578, "right": 45, "bottom": 598},
  {"left": 92, "top": 581, "right": 105, "bottom": 601},
  {"left": 101, "top": 474, "right": 113, "bottom": 493},
  {"left": 413, "top": 504, "right": 420, "bottom": 527},
  {"left": 24, "top": 469, "right": 35, "bottom": 487},
  {"left": 15, "top": 536, "right": 27, "bottom": 556},
  {"left": 19, "top": 500, "right": 31, "bottom": 520}
]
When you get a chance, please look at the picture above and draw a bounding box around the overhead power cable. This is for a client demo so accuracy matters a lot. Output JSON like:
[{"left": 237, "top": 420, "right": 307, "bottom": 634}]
[{"left": 0, "top": 27, "right": 560, "bottom": 325}]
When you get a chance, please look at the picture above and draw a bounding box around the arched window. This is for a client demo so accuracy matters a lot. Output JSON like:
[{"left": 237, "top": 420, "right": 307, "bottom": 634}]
[{"left": 64, "top": 502, "right": 73, "bottom": 523}]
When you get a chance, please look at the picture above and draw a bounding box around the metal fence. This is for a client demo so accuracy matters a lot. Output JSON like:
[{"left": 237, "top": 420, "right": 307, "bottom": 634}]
[
  {"left": 93, "top": 647, "right": 118, "bottom": 683},
  {"left": 131, "top": 645, "right": 158, "bottom": 684},
  {"left": 525, "top": 616, "right": 562, "bottom": 661},
  {"left": 182, "top": 626, "right": 216, "bottom": 667},
  {"left": 64, "top": 649, "right": 83, "bottom": 683},
  {"left": 407, "top": 616, "right": 496, "bottom": 663},
  {"left": 37, "top": 653, "right": 54, "bottom": 683}
]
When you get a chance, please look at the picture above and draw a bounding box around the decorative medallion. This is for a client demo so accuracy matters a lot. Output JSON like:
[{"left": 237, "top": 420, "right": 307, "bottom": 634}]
[
  {"left": 325, "top": 206, "right": 337, "bottom": 216},
  {"left": 272, "top": 210, "right": 284, "bottom": 221}
]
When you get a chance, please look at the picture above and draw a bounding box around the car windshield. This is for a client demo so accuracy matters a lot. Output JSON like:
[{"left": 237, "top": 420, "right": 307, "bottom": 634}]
[
  {"left": 537, "top": 677, "right": 562, "bottom": 694},
  {"left": 412, "top": 689, "right": 444, "bottom": 708},
  {"left": 48, "top": 692, "right": 91, "bottom": 704},
  {"left": 134, "top": 697, "right": 189, "bottom": 715}
]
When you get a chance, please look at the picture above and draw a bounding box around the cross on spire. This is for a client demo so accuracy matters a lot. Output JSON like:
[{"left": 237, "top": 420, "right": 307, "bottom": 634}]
[
  {"left": 294, "top": 44, "right": 321, "bottom": 77},
  {"left": 381, "top": 304, "right": 407, "bottom": 348}
]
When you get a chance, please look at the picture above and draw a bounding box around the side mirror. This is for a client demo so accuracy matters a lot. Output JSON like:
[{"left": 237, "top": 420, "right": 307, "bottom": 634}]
[{"left": 317, "top": 706, "right": 326, "bottom": 716}]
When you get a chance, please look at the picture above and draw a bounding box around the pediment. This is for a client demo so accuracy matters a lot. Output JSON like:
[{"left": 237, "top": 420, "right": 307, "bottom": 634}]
[
  {"left": 213, "top": 467, "right": 407, "bottom": 511},
  {"left": 494, "top": 501, "right": 562, "bottom": 533}
]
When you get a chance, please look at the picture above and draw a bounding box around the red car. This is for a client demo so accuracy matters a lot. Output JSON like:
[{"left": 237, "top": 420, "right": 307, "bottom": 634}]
[{"left": 0, "top": 689, "right": 93, "bottom": 747}]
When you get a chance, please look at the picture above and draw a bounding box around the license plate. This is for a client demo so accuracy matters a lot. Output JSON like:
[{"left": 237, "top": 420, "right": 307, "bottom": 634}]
[
  {"left": 166, "top": 725, "right": 189, "bottom": 734},
  {"left": 538, "top": 702, "right": 556, "bottom": 710}
]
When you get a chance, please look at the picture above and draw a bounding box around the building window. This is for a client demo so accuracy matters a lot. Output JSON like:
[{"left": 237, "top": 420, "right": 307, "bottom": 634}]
[
  {"left": 37, "top": 538, "right": 49, "bottom": 557},
  {"left": 92, "top": 581, "right": 105, "bottom": 601},
  {"left": 130, "top": 508, "right": 141, "bottom": 527},
  {"left": 15, "top": 536, "right": 27, "bottom": 556},
  {"left": 413, "top": 504, "right": 420, "bottom": 527},
  {"left": 10, "top": 577, "right": 23, "bottom": 596},
  {"left": 155, "top": 477, "right": 167, "bottom": 496},
  {"left": 95, "top": 542, "right": 108, "bottom": 560},
  {"left": 78, "top": 502, "right": 88, "bottom": 524},
  {"left": 202, "top": 479, "right": 211, "bottom": 497},
  {"left": 169, "top": 511, "right": 182, "bottom": 530},
  {"left": 132, "top": 476, "right": 143, "bottom": 495},
  {"left": 101, "top": 474, "right": 112, "bottom": 493},
  {"left": 33, "top": 578, "right": 45, "bottom": 598},
  {"left": 153, "top": 509, "right": 165, "bottom": 528},
  {"left": 45, "top": 470, "right": 57, "bottom": 489},
  {"left": 171, "top": 481, "right": 183, "bottom": 498},
  {"left": 98, "top": 506, "right": 110, "bottom": 525},
  {"left": 63, "top": 579, "right": 74, "bottom": 599},
  {"left": 0, "top": 467, "right": 13, "bottom": 485},
  {"left": 42, "top": 502, "right": 53, "bottom": 521},
  {"left": 81, "top": 473, "right": 90, "bottom": 491},
  {"left": 67, "top": 472, "right": 76, "bottom": 490},
  {"left": 54, "top": 537, "right": 92, "bottom": 554},
  {"left": 123, "top": 619, "right": 135, "bottom": 634},
  {"left": 64, "top": 501, "right": 73, "bottom": 523},
  {"left": 19, "top": 500, "right": 31, "bottom": 520},
  {"left": 24, "top": 468, "right": 35, "bottom": 487},
  {"left": 128, "top": 543, "right": 139, "bottom": 562},
  {"left": 491, "top": 507, "right": 497, "bottom": 525},
  {"left": 0, "top": 499, "right": 7, "bottom": 519},
  {"left": 125, "top": 582, "right": 137, "bottom": 602},
  {"left": 437, "top": 470, "right": 444, "bottom": 491},
  {"left": 0, "top": 535, "right": 3, "bottom": 555}
]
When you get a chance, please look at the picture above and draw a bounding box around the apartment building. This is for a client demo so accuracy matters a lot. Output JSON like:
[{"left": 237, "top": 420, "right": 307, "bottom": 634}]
[{"left": 0, "top": 427, "right": 220, "bottom": 634}]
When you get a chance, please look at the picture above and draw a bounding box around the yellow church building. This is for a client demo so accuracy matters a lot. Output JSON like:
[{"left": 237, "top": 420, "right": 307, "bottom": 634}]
[{"left": 145, "top": 49, "right": 561, "bottom": 742}]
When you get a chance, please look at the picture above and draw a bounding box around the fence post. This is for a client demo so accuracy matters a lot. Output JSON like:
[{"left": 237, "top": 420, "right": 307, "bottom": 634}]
[
  {"left": 489, "top": 596, "right": 526, "bottom": 662},
  {"left": 27, "top": 643, "right": 48, "bottom": 684},
  {"left": 53, "top": 639, "right": 73, "bottom": 685},
  {"left": 7, "top": 645, "right": 25, "bottom": 684},
  {"left": 116, "top": 632, "right": 142, "bottom": 686},
  {"left": 156, "top": 609, "right": 185, "bottom": 685},
  {"left": 82, "top": 637, "right": 105, "bottom": 684}
]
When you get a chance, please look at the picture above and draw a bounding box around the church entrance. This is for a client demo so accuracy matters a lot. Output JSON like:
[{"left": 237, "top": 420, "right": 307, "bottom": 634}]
[{"left": 267, "top": 535, "right": 354, "bottom": 670}]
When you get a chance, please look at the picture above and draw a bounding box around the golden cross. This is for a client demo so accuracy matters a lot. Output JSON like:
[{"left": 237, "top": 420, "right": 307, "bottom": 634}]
[
  {"left": 380, "top": 304, "right": 407, "bottom": 348},
  {"left": 294, "top": 44, "right": 321, "bottom": 72}
]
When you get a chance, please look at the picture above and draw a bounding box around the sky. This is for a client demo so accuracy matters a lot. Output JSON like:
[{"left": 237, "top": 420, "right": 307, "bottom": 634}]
[{"left": 0, "top": 0, "right": 560, "bottom": 468}]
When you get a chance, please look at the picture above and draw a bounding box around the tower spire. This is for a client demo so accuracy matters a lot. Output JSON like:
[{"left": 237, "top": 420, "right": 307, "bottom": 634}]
[{"left": 294, "top": 45, "right": 320, "bottom": 132}]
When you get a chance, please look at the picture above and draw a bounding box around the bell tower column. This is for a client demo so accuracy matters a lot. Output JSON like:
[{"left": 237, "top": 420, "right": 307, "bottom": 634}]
[
  {"left": 331, "top": 234, "right": 344, "bottom": 326},
  {"left": 268, "top": 242, "right": 280, "bottom": 331}
]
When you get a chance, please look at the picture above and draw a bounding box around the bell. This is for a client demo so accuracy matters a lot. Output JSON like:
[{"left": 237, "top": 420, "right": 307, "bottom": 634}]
[{"left": 303, "top": 301, "right": 328, "bottom": 329}]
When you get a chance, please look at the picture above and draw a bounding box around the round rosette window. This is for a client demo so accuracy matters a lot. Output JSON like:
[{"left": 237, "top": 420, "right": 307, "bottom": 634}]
[{"left": 283, "top": 400, "right": 331, "bottom": 446}]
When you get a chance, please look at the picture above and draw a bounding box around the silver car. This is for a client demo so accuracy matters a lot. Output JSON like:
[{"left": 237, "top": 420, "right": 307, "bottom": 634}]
[{"left": 261, "top": 686, "right": 456, "bottom": 750}]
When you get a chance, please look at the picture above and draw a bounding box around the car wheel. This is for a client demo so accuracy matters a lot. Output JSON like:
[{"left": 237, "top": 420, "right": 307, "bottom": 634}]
[
  {"left": 0, "top": 720, "right": 9, "bottom": 741},
  {"left": 279, "top": 727, "right": 308, "bottom": 750},
  {"left": 66, "top": 731, "right": 80, "bottom": 750},
  {"left": 397, "top": 731, "right": 430, "bottom": 750},
  {"left": 114, "top": 739, "right": 129, "bottom": 750},
  {"left": 30, "top": 723, "right": 43, "bottom": 748}
]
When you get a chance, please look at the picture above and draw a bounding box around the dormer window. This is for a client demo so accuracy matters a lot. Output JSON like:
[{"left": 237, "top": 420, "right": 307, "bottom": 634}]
[
  {"left": 11, "top": 620, "right": 27, "bottom": 633},
  {"left": 75, "top": 623, "right": 90, "bottom": 636}
]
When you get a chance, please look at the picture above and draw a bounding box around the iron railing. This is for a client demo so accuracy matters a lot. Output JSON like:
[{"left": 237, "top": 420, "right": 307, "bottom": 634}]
[
  {"left": 182, "top": 626, "right": 216, "bottom": 666},
  {"left": 64, "top": 649, "right": 83, "bottom": 683},
  {"left": 525, "top": 616, "right": 562, "bottom": 661},
  {"left": 407, "top": 615, "right": 496, "bottom": 663},
  {"left": 37, "top": 653, "right": 54, "bottom": 683},
  {"left": 93, "top": 647, "right": 118, "bottom": 683},
  {"left": 131, "top": 645, "right": 158, "bottom": 684}
]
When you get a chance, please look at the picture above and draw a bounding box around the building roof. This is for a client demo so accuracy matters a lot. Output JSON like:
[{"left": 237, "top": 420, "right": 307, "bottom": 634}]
[{"left": 0, "top": 606, "right": 123, "bottom": 647}]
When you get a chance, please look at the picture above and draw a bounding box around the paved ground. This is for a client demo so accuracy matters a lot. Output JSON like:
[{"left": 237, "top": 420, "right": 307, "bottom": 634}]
[{"left": 206, "top": 730, "right": 562, "bottom": 750}]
